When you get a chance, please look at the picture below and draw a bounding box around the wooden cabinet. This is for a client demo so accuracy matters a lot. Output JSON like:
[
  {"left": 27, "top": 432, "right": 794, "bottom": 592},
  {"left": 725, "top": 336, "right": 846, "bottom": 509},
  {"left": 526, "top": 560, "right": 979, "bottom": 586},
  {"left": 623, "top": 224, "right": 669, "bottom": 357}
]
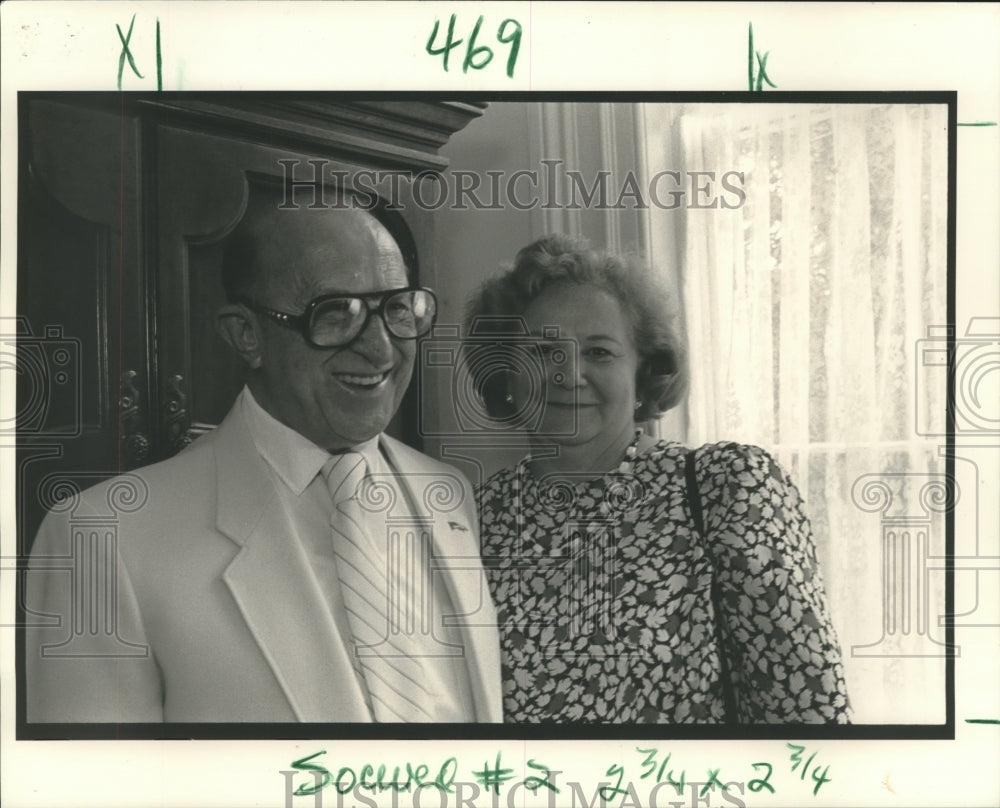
[{"left": 16, "top": 93, "right": 484, "bottom": 548}]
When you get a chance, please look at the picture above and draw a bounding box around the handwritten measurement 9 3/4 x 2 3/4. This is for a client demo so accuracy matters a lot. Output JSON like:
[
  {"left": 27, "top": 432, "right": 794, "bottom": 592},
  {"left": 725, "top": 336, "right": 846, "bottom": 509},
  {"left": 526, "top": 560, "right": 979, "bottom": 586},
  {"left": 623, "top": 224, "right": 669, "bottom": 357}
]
[{"left": 281, "top": 744, "right": 833, "bottom": 805}]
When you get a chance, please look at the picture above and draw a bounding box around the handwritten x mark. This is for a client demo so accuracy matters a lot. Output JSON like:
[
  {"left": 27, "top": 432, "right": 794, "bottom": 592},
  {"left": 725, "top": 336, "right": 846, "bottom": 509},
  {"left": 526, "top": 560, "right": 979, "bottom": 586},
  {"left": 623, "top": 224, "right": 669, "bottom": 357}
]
[{"left": 116, "top": 14, "right": 144, "bottom": 91}]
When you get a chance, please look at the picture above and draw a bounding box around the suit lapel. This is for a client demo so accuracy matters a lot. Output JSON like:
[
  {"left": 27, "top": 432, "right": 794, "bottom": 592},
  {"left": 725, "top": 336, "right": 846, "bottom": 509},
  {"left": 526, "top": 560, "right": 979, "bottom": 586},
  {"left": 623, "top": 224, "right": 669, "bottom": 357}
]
[
  {"left": 213, "top": 406, "right": 371, "bottom": 722},
  {"left": 379, "top": 437, "right": 503, "bottom": 723}
]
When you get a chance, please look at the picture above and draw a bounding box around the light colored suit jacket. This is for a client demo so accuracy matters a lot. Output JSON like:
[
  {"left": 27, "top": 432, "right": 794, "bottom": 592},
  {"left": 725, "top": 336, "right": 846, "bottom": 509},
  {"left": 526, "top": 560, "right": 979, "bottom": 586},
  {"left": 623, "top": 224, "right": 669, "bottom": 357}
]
[{"left": 24, "top": 403, "right": 502, "bottom": 723}]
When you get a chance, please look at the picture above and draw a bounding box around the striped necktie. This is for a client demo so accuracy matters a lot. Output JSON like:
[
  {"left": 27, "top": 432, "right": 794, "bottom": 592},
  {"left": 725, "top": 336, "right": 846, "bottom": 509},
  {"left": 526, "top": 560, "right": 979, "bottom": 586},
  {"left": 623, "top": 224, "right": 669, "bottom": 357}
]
[{"left": 324, "top": 452, "right": 439, "bottom": 722}]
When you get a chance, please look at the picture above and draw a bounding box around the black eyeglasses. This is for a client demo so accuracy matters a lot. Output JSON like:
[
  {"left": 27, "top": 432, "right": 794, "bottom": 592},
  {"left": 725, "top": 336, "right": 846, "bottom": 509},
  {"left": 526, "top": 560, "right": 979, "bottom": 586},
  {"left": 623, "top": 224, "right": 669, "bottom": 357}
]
[{"left": 240, "top": 286, "right": 438, "bottom": 348}]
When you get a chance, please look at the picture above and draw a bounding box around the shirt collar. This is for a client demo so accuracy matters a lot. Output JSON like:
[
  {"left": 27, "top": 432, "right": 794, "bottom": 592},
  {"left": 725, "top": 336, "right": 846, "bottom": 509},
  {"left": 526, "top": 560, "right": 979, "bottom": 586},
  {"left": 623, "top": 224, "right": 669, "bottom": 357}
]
[{"left": 239, "top": 386, "right": 383, "bottom": 495}]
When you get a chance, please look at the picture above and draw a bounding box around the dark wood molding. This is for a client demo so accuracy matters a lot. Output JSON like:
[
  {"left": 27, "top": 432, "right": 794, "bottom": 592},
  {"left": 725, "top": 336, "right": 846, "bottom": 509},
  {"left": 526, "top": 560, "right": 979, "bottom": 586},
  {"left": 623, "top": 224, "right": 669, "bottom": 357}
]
[{"left": 132, "top": 98, "right": 488, "bottom": 171}]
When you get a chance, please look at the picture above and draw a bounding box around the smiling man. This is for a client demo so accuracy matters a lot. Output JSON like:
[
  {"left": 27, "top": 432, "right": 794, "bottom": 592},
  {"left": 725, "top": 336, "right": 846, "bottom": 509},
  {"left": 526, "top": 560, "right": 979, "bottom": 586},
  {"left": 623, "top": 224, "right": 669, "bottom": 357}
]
[{"left": 24, "top": 187, "right": 502, "bottom": 723}]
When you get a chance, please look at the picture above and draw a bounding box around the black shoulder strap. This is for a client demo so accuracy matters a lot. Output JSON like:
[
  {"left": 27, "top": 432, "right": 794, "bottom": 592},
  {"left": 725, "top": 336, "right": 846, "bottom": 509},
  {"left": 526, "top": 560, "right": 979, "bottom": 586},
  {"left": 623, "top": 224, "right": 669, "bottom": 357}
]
[
  {"left": 685, "top": 448, "right": 738, "bottom": 724},
  {"left": 685, "top": 449, "right": 705, "bottom": 537}
]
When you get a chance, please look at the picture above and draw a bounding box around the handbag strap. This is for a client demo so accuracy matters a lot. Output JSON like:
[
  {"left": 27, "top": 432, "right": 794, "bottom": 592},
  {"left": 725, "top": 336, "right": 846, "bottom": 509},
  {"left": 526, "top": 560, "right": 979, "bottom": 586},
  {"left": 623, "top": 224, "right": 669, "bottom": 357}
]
[
  {"left": 684, "top": 449, "right": 705, "bottom": 537},
  {"left": 685, "top": 449, "right": 738, "bottom": 723}
]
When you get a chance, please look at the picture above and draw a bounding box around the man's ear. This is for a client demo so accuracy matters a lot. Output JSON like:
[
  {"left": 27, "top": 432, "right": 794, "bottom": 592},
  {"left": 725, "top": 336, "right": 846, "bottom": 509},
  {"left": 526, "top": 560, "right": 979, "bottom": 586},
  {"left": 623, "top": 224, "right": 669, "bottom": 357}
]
[{"left": 216, "top": 304, "right": 264, "bottom": 369}]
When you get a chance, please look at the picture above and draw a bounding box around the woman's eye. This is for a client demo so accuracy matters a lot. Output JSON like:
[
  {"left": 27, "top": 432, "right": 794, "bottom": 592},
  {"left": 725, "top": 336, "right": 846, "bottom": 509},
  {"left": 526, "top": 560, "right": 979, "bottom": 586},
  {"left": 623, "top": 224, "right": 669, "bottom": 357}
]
[{"left": 585, "top": 346, "right": 613, "bottom": 359}]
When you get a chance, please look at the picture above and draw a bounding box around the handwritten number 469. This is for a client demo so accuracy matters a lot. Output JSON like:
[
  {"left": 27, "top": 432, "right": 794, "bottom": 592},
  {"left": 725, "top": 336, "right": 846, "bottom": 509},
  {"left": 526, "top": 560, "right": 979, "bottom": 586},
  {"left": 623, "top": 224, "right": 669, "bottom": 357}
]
[{"left": 427, "top": 15, "right": 522, "bottom": 78}]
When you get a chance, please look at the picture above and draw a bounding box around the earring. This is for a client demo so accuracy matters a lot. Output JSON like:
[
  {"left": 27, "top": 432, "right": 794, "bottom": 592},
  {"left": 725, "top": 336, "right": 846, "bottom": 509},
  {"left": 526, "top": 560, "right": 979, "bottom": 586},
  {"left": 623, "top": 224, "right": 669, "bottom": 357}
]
[
  {"left": 505, "top": 393, "right": 514, "bottom": 404},
  {"left": 634, "top": 399, "right": 642, "bottom": 411}
]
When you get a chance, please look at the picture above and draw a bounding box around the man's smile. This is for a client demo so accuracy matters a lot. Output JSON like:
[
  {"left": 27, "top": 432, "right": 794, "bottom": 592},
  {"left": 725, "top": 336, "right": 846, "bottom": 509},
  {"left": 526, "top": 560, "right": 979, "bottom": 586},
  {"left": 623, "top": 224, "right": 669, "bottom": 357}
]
[{"left": 331, "top": 370, "right": 392, "bottom": 391}]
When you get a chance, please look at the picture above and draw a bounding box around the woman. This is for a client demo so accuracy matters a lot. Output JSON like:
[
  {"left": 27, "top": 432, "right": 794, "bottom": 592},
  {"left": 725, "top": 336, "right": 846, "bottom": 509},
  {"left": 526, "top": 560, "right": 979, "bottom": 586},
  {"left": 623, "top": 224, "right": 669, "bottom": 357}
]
[{"left": 467, "top": 234, "right": 851, "bottom": 724}]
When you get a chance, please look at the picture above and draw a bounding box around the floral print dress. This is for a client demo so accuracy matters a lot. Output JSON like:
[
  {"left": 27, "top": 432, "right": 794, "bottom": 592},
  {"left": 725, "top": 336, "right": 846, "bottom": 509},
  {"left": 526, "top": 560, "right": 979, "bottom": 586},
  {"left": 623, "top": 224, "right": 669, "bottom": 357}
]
[{"left": 476, "top": 440, "right": 852, "bottom": 723}]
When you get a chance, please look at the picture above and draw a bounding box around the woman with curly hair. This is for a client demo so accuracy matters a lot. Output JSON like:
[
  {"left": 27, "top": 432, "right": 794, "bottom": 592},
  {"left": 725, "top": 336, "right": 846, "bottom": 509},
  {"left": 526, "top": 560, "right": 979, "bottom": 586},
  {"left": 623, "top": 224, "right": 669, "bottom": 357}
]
[{"left": 467, "top": 233, "right": 851, "bottom": 724}]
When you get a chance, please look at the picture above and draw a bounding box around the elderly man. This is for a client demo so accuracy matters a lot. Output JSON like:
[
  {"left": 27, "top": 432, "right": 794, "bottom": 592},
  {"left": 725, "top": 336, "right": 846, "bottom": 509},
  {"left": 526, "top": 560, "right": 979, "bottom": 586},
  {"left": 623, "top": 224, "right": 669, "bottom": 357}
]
[{"left": 25, "top": 189, "right": 502, "bottom": 723}]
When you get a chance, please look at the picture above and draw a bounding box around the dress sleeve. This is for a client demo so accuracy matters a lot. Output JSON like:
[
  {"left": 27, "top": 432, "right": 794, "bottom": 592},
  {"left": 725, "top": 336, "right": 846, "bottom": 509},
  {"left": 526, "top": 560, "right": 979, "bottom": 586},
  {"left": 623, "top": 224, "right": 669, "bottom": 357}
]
[{"left": 695, "top": 443, "right": 851, "bottom": 723}]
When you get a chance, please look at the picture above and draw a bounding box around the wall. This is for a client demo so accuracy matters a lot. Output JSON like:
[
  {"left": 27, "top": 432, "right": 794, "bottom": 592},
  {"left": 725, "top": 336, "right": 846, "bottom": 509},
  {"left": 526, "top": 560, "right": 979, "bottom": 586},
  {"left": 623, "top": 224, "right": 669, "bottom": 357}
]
[{"left": 420, "top": 102, "right": 544, "bottom": 482}]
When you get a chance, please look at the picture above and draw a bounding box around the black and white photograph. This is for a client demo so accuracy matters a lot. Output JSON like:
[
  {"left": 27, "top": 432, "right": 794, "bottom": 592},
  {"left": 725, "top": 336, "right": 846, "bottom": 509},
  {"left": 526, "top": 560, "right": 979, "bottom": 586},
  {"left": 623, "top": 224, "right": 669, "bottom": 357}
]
[
  {"left": 15, "top": 94, "right": 950, "bottom": 733},
  {"left": 2, "top": 4, "right": 998, "bottom": 808}
]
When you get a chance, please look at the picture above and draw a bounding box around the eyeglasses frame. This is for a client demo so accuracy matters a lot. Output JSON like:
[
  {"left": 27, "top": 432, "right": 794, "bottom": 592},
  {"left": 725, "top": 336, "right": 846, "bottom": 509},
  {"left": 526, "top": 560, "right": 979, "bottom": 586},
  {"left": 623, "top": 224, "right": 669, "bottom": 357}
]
[{"left": 237, "top": 285, "right": 438, "bottom": 349}]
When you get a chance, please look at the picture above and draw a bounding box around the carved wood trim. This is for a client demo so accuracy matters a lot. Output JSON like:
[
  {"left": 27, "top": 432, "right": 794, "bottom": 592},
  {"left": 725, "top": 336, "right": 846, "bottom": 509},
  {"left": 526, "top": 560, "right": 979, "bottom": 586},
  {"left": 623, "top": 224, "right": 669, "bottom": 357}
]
[
  {"left": 119, "top": 370, "right": 150, "bottom": 465},
  {"left": 163, "top": 373, "right": 193, "bottom": 455}
]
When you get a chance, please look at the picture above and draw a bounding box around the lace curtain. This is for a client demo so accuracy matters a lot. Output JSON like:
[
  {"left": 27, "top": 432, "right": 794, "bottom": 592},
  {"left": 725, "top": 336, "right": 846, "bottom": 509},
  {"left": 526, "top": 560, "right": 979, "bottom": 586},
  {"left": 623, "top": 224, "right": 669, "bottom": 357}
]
[{"left": 645, "top": 103, "right": 949, "bottom": 723}]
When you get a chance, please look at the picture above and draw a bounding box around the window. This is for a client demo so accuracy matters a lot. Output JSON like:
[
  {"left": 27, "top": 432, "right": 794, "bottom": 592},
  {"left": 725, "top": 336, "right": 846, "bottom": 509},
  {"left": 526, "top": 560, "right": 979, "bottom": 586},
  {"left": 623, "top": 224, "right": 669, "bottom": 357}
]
[{"left": 646, "top": 102, "right": 949, "bottom": 723}]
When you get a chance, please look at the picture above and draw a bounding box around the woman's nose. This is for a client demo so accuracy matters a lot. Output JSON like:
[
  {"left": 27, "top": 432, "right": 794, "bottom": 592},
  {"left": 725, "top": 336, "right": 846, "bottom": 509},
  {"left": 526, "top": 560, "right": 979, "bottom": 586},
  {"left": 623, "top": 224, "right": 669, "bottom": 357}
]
[{"left": 550, "top": 347, "right": 583, "bottom": 388}]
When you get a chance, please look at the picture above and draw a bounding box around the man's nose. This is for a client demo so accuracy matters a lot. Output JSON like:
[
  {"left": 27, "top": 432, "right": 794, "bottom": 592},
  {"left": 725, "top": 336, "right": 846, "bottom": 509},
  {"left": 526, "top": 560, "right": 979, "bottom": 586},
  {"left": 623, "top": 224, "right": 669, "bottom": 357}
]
[{"left": 350, "top": 306, "right": 394, "bottom": 363}]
